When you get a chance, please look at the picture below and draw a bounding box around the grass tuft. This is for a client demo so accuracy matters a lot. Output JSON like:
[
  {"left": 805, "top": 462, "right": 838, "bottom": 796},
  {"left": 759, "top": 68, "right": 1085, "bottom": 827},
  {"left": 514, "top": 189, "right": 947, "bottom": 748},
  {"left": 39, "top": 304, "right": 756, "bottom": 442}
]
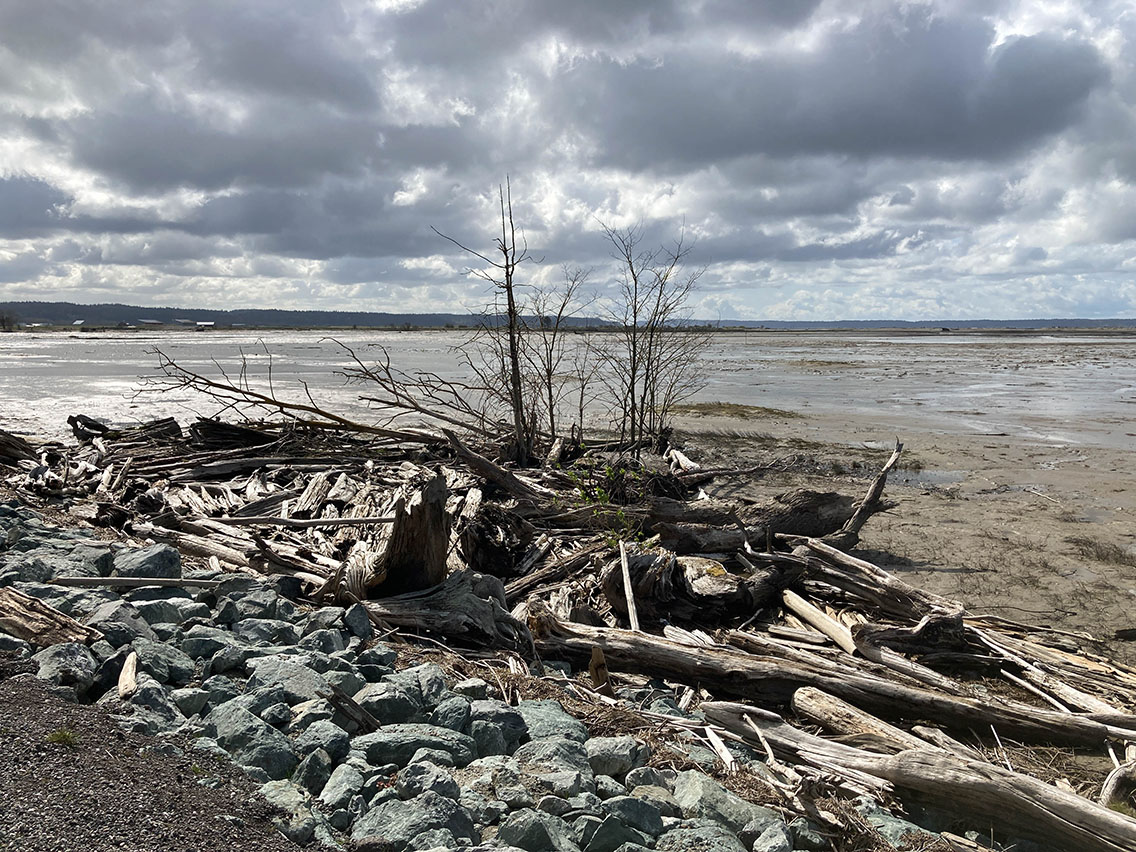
[
  {"left": 671, "top": 401, "right": 804, "bottom": 420},
  {"left": 45, "top": 728, "right": 79, "bottom": 748}
]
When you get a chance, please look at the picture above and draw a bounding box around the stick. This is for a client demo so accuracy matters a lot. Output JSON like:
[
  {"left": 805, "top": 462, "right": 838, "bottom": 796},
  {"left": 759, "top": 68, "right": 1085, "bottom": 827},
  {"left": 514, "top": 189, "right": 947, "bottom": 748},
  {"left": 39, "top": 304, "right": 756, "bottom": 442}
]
[
  {"left": 619, "top": 540, "right": 641, "bottom": 632},
  {"left": 49, "top": 577, "right": 223, "bottom": 589},
  {"left": 781, "top": 589, "right": 857, "bottom": 655},
  {"left": 205, "top": 514, "right": 395, "bottom": 528}
]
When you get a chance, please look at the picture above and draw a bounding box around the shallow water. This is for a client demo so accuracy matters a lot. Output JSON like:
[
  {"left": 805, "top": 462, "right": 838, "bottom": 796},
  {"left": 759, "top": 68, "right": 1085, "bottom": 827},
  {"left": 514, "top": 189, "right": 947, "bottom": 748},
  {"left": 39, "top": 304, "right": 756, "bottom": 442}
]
[{"left": 1, "top": 329, "right": 1133, "bottom": 447}]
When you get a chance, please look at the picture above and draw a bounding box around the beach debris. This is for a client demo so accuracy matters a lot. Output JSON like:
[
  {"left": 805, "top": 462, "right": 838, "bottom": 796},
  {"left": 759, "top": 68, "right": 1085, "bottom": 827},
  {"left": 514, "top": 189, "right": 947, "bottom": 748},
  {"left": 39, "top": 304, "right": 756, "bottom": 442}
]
[{"left": 3, "top": 413, "right": 1136, "bottom": 851}]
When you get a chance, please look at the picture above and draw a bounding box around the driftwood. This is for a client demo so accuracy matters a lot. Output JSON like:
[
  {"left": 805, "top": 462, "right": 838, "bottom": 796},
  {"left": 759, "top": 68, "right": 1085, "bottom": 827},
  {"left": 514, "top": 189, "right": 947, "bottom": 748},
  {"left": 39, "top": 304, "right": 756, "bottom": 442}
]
[
  {"left": 365, "top": 570, "right": 533, "bottom": 654},
  {"left": 0, "top": 587, "right": 103, "bottom": 646},
  {"left": 704, "top": 700, "right": 1136, "bottom": 852},
  {"left": 526, "top": 604, "right": 1136, "bottom": 747}
]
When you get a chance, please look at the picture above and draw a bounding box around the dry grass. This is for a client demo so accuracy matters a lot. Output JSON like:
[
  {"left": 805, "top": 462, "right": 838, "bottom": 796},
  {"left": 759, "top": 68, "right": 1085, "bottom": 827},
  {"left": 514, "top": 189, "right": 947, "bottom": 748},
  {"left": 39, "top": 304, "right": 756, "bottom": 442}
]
[{"left": 1066, "top": 535, "right": 1136, "bottom": 568}]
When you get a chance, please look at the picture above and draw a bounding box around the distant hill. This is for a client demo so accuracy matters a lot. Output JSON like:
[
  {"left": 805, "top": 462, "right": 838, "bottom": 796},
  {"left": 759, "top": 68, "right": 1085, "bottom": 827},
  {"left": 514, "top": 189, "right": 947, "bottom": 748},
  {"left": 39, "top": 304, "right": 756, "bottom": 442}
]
[{"left": 1, "top": 300, "right": 1134, "bottom": 331}]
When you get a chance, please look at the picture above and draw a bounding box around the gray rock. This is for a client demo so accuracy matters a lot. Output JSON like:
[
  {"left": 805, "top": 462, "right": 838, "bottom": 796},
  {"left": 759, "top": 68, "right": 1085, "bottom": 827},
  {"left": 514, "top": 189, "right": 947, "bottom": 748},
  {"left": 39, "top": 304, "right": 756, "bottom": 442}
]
[
  {"left": 204, "top": 702, "right": 298, "bottom": 780},
  {"left": 629, "top": 785, "right": 682, "bottom": 819},
  {"left": 655, "top": 819, "right": 747, "bottom": 852},
  {"left": 260, "top": 779, "right": 334, "bottom": 846},
  {"left": 298, "top": 627, "right": 347, "bottom": 654},
  {"left": 409, "top": 747, "right": 455, "bottom": 768},
  {"left": 201, "top": 674, "right": 242, "bottom": 709},
  {"left": 113, "top": 544, "right": 181, "bottom": 579},
  {"left": 181, "top": 625, "right": 243, "bottom": 660},
  {"left": 672, "top": 771, "right": 780, "bottom": 834},
  {"left": 357, "top": 644, "right": 398, "bottom": 668},
  {"left": 453, "top": 677, "right": 489, "bottom": 700},
  {"left": 325, "top": 667, "right": 366, "bottom": 697},
  {"left": 584, "top": 815, "right": 651, "bottom": 852},
  {"left": 132, "top": 598, "right": 185, "bottom": 625},
  {"left": 405, "top": 828, "right": 459, "bottom": 850},
  {"left": 396, "top": 761, "right": 461, "bottom": 800},
  {"left": 231, "top": 617, "right": 298, "bottom": 646},
  {"left": 116, "top": 672, "right": 187, "bottom": 734},
  {"left": 343, "top": 602, "right": 373, "bottom": 638},
  {"left": 33, "top": 642, "right": 98, "bottom": 694},
  {"left": 750, "top": 822, "right": 792, "bottom": 852},
  {"left": 296, "top": 719, "right": 351, "bottom": 762},
  {"left": 320, "top": 763, "right": 365, "bottom": 811},
  {"left": 245, "top": 655, "right": 331, "bottom": 705},
  {"left": 470, "top": 720, "right": 508, "bottom": 757},
  {"left": 231, "top": 588, "right": 281, "bottom": 620},
  {"left": 260, "top": 702, "right": 293, "bottom": 728},
  {"left": 586, "top": 736, "right": 648, "bottom": 779},
  {"left": 429, "top": 695, "right": 471, "bottom": 731},
  {"left": 514, "top": 737, "right": 594, "bottom": 777},
  {"left": 601, "top": 796, "right": 663, "bottom": 837},
  {"left": 353, "top": 724, "right": 477, "bottom": 768},
  {"left": 84, "top": 600, "right": 158, "bottom": 648},
  {"left": 302, "top": 606, "right": 345, "bottom": 635},
  {"left": 595, "top": 775, "right": 626, "bottom": 799},
  {"left": 573, "top": 815, "right": 604, "bottom": 848},
  {"left": 351, "top": 790, "right": 477, "bottom": 846},
  {"left": 516, "top": 699, "right": 588, "bottom": 742},
  {"left": 293, "top": 747, "right": 333, "bottom": 796},
  {"left": 469, "top": 699, "right": 526, "bottom": 750},
  {"left": 170, "top": 687, "right": 209, "bottom": 718},
  {"left": 0, "top": 632, "right": 30, "bottom": 656},
  {"left": 353, "top": 682, "right": 421, "bottom": 724},
  {"left": 624, "top": 767, "right": 675, "bottom": 792},
  {"left": 498, "top": 808, "right": 581, "bottom": 852},
  {"left": 460, "top": 789, "right": 508, "bottom": 826},
  {"left": 132, "top": 638, "right": 195, "bottom": 686},
  {"left": 382, "top": 663, "right": 449, "bottom": 711},
  {"left": 538, "top": 795, "right": 574, "bottom": 817},
  {"left": 788, "top": 817, "right": 828, "bottom": 851}
]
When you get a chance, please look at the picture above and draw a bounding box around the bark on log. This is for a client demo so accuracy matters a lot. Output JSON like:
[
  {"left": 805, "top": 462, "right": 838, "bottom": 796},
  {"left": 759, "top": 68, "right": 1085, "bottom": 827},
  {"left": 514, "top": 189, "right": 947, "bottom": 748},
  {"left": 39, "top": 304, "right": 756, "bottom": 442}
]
[{"left": 0, "top": 587, "right": 103, "bottom": 646}]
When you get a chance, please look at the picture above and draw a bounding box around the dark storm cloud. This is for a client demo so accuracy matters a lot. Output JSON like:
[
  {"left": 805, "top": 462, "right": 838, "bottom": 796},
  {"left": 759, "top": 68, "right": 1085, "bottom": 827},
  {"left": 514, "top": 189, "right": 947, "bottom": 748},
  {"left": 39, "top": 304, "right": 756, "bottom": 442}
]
[
  {"left": 561, "top": 17, "right": 1108, "bottom": 169},
  {"left": 0, "top": 177, "right": 69, "bottom": 237}
]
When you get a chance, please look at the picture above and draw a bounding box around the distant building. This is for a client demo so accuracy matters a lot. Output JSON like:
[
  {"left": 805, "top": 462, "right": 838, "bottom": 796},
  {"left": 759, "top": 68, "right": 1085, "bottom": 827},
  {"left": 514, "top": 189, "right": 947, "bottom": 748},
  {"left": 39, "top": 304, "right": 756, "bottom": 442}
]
[
  {"left": 173, "top": 318, "right": 195, "bottom": 325},
  {"left": 195, "top": 321, "right": 216, "bottom": 330},
  {"left": 71, "top": 319, "right": 84, "bottom": 326},
  {"left": 138, "top": 318, "right": 164, "bottom": 325}
]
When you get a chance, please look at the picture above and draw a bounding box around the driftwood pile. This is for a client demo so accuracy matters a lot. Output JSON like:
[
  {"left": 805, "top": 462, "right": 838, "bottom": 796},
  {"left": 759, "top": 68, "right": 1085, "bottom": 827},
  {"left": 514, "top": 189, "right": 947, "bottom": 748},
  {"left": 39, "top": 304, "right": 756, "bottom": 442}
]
[{"left": 4, "top": 417, "right": 1136, "bottom": 851}]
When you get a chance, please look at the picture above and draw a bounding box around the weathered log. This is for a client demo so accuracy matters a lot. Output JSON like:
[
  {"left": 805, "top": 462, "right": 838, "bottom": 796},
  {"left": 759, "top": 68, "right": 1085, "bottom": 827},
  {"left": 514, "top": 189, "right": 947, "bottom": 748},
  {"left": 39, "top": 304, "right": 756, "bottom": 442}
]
[
  {"left": 343, "top": 468, "right": 449, "bottom": 599},
  {"left": 526, "top": 605, "right": 1136, "bottom": 746},
  {"left": 790, "top": 686, "right": 939, "bottom": 754},
  {"left": 0, "top": 587, "right": 103, "bottom": 646},
  {"left": 364, "top": 570, "right": 533, "bottom": 654},
  {"left": 704, "top": 700, "right": 1136, "bottom": 852},
  {"left": 444, "top": 429, "right": 546, "bottom": 502},
  {"left": 0, "top": 427, "right": 37, "bottom": 463}
]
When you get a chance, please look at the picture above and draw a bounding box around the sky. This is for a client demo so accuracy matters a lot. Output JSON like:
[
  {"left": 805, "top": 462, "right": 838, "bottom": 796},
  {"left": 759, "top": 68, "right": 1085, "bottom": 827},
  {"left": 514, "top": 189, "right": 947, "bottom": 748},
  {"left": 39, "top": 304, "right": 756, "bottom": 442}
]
[{"left": 1, "top": 0, "right": 1135, "bottom": 321}]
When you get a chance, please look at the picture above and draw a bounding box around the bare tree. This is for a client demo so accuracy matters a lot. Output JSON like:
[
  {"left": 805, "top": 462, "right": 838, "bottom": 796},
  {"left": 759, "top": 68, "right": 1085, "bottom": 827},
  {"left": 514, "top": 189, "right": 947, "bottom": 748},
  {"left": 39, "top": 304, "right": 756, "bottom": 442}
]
[
  {"left": 523, "top": 265, "right": 593, "bottom": 439},
  {"left": 0, "top": 310, "right": 18, "bottom": 332},
  {"left": 599, "top": 222, "right": 710, "bottom": 455},
  {"left": 434, "top": 178, "right": 537, "bottom": 464}
]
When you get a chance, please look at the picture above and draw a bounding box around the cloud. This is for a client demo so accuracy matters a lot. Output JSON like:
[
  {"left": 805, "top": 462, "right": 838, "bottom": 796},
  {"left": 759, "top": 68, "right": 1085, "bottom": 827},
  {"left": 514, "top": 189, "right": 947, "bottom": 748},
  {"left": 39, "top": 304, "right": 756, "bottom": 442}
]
[{"left": 0, "top": 0, "right": 1132, "bottom": 319}]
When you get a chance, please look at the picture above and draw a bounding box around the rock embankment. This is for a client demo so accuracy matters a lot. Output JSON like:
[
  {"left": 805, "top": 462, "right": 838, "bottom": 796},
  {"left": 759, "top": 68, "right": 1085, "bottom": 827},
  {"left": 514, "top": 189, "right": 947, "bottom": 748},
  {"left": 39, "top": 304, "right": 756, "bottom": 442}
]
[{"left": 0, "top": 502, "right": 955, "bottom": 852}]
